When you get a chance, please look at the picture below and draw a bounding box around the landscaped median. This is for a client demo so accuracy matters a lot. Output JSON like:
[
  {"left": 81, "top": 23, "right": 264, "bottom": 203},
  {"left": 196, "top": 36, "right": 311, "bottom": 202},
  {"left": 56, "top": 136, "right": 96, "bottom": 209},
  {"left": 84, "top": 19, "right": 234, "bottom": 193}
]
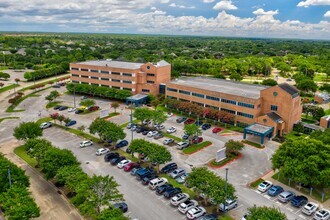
[
  {"left": 0, "top": 83, "right": 20, "bottom": 94},
  {"left": 52, "top": 123, "right": 99, "bottom": 143},
  {"left": 208, "top": 153, "right": 242, "bottom": 168},
  {"left": 241, "top": 140, "right": 265, "bottom": 149},
  {"left": 0, "top": 116, "right": 19, "bottom": 123},
  {"left": 182, "top": 141, "right": 212, "bottom": 154}
]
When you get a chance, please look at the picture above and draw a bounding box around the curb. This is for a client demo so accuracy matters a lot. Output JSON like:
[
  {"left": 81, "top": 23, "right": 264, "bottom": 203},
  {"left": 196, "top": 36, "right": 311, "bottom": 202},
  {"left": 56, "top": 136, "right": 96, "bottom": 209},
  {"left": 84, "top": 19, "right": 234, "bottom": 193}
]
[
  {"left": 183, "top": 142, "right": 212, "bottom": 155},
  {"left": 208, "top": 153, "right": 243, "bottom": 169}
]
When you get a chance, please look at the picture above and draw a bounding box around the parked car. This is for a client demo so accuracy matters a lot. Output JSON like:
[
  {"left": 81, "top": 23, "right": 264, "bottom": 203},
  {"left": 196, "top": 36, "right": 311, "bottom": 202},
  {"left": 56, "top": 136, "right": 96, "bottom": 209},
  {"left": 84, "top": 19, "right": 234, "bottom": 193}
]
[
  {"left": 154, "top": 124, "right": 165, "bottom": 130},
  {"left": 116, "top": 140, "right": 128, "bottom": 148},
  {"left": 176, "top": 173, "right": 189, "bottom": 184},
  {"left": 177, "top": 142, "right": 189, "bottom": 150},
  {"left": 136, "top": 126, "right": 147, "bottom": 133},
  {"left": 117, "top": 159, "right": 131, "bottom": 169},
  {"left": 131, "top": 125, "right": 137, "bottom": 131},
  {"left": 136, "top": 168, "right": 154, "bottom": 181},
  {"left": 257, "top": 180, "right": 273, "bottom": 192},
  {"left": 142, "top": 119, "right": 151, "bottom": 125},
  {"left": 142, "top": 174, "right": 158, "bottom": 185},
  {"left": 79, "top": 105, "right": 87, "bottom": 110},
  {"left": 192, "top": 137, "right": 203, "bottom": 144},
  {"left": 201, "top": 123, "right": 211, "bottom": 130},
  {"left": 170, "top": 168, "right": 186, "bottom": 179},
  {"left": 186, "top": 206, "right": 206, "bottom": 220},
  {"left": 182, "top": 134, "right": 190, "bottom": 140},
  {"left": 291, "top": 195, "right": 308, "bottom": 207},
  {"left": 170, "top": 193, "right": 189, "bottom": 206},
  {"left": 75, "top": 109, "right": 84, "bottom": 114},
  {"left": 160, "top": 162, "right": 178, "bottom": 174},
  {"left": 81, "top": 96, "right": 87, "bottom": 100},
  {"left": 167, "top": 127, "right": 177, "bottom": 133},
  {"left": 68, "top": 107, "right": 77, "bottom": 112},
  {"left": 113, "top": 202, "right": 128, "bottom": 213},
  {"left": 278, "top": 191, "right": 296, "bottom": 203},
  {"left": 52, "top": 84, "right": 60, "bottom": 88},
  {"left": 163, "top": 187, "right": 182, "bottom": 199},
  {"left": 142, "top": 129, "right": 150, "bottom": 135},
  {"left": 65, "top": 120, "right": 77, "bottom": 127},
  {"left": 58, "top": 106, "right": 68, "bottom": 111},
  {"left": 147, "top": 131, "right": 158, "bottom": 137},
  {"left": 200, "top": 214, "right": 218, "bottom": 220},
  {"left": 212, "top": 127, "right": 223, "bottom": 133},
  {"left": 53, "top": 105, "right": 62, "bottom": 110},
  {"left": 163, "top": 138, "right": 174, "bottom": 145},
  {"left": 267, "top": 185, "right": 284, "bottom": 196},
  {"left": 154, "top": 132, "right": 164, "bottom": 139},
  {"left": 96, "top": 148, "right": 110, "bottom": 156},
  {"left": 219, "top": 199, "right": 238, "bottom": 212},
  {"left": 313, "top": 209, "right": 330, "bottom": 220},
  {"left": 80, "top": 140, "right": 93, "bottom": 148},
  {"left": 176, "top": 117, "right": 187, "bottom": 123},
  {"left": 178, "top": 200, "right": 198, "bottom": 214},
  {"left": 130, "top": 167, "right": 143, "bottom": 176},
  {"left": 184, "top": 118, "right": 195, "bottom": 124},
  {"left": 40, "top": 122, "right": 52, "bottom": 129},
  {"left": 156, "top": 183, "right": 173, "bottom": 195},
  {"left": 302, "top": 202, "right": 319, "bottom": 216},
  {"left": 88, "top": 106, "right": 99, "bottom": 111},
  {"left": 195, "top": 120, "right": 203, "bottom": 126},
  {"left": 123, "top": 162, "right": 140, "bottom": 172},
  {"left": 149, "top": 177, "right": 168, "bottom": 190},
  {"left": 104, "top": 152, "right": 119, "bottom": 162},
  {"left": 110, "top": 156, "right": 126, "bottom": 165},
  {"left": 126, "top": 123, "right": 134, "bottom": 129}
]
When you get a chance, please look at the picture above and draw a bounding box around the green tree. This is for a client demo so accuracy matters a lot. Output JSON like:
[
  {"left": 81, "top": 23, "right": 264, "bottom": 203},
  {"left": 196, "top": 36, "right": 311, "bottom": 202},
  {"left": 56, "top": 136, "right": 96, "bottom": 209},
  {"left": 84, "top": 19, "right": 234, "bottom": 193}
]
[
  {"left": 80, "top": 99, "right": 95, "bottom": 107},
  {"left": 49, "top": 90, "right": 60, "bottom": 101},
  {"left": 133, "top": 107, "right": 153, "bottom": 124},
  {"left": 25, "top": 138, "right": 52, "bottom": 166},
  {"left": 77, "top": 125, "right": 86, "bottom": 133},
  {"left": 152, "top": 110, "right": 167, "bottom": 128},
  {"left": 261, "top": 79, "right": 278, "bottom": 86},
  {"left": 310, "top": 128, "right": 330, "bottom": 145},
  {"left": 55, "top": 165, "right": 88, "bottom": 190},
  {"left": 97, "top": 208, "right": 127, "bottom": 220},
  {"left": 229, "top": 73, "right": 243, "bottom": 81},
  {"left": 0, "top": 186, "right": 40, "bottom": 220},
  {"left": 111, "top": 102, "right": 120, "bottom": 113},
  {"left": 148, "top": 143, "right": 172, "bottom": 172},
  {"left": 0, "top": 72, "right": 10, "bottom": 80},
  {"left": 13, "top": 122, "right": 43, "bottom": 141},
  {"left": 184, "top": 124, "right": 202, "bottom": 142},
  {"left": 40, "top": 148, "right": 79, "bottom": 179},
  {"left": 296, "top": 79, "right": 317, "bottom": 93},
  {"left": 213, "top": 73, "right": 226, "bottom": 79},
  {"left": 293, "top": 122, "right": 304, "bottom": 133},
  {"left": 225, "top": 140, "right": 245, "bottom": 157},
  {"left": 89, "top": 118, "right": 126, "bottom": 144},
  {"left": 246, "top": 205, "right": 287, "bottom": 220}
]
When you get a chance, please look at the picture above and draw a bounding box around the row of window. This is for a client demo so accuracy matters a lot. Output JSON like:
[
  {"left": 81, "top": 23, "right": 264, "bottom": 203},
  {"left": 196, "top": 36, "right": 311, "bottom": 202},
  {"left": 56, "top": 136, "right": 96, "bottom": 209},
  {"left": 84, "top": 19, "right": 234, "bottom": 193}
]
[
  {"left": 221, "top": 98, "right": 237, "bottom": 105},
  {"left": 72, "top": 75, "right": 133, "bottom": 84},
  {"left": 192, "top": 92, "right": 204, "bottom": 98},
  {"left": 238, "top": 102, "right": 255, "bottom": 109},
  {"left": 179, "top": 90, "right": 190, "bottom": 95},
  {"left": 147, "top": 80, "right": 155, "bottom": 84},
  {"left": 237, "top": 112, "right": 254, "bottom": 119},
  {"left": 76, "top": 82, "right": 133, "bottom": 91},
  {"left": 71, "top": 68, "right": 133, "bottom": 76}
]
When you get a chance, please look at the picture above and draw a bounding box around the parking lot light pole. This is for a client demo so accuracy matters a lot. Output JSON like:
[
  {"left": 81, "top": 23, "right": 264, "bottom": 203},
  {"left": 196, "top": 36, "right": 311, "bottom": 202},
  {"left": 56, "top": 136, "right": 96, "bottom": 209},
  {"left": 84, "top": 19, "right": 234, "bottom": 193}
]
[
  {"left": 8, "top": 166, "right": 12, "bottom": 188},
  {"left": 224, "top": 168, "right": 229, "bottom": 212},
  {"left": 73, "top": 87, "right": 76, "bottom": 108},
  {"left": 129, "top": 104, "right": 134, "bottom": 142}
]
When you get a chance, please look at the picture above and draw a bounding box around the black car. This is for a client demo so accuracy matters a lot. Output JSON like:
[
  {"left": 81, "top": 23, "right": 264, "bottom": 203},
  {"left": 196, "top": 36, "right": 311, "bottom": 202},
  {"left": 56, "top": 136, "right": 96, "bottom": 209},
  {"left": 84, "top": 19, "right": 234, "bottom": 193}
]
[
  {"left": 136, "top": 168, "right": 154, "bottom": 181},
  {"left": 75, "top": 109, "right": 84, "bottom": 114},
  {"left": 52, "top": 84, "right": 61, "bottom": 88},
  {"left": 202, "top": 123, "right": 211, "bottom": 130},
  {"left": 110, "top": 156, "right": 126, "bottom": 165},
  {"left": 200, "top": 214, "right": 218, "bottom": 220},
  {"left": 291, "top": 195, "right": 308, "bottom": 207},
  {"left": 113, "top": 202, "right": 128, "bottom": 213},
  {"left": 53, "top": 105, "right": 62, "bottom": 110},
  {"left": 195, "top": 121, "right": 203, "bottom": 126},
  {"left": 142, "top": 130, "right": 150, "bottom": 135},
  {"left": 136, "top": 126, "right": 148, "bottom": 133},
  {"left": 142, "top": 174, "right": 158, "bottom": 185},
  {"left": 126, "top": 148, "right": 132, "bottom": 154},
  {"left": 156, "top": 184, "right": 173, "bottom": 195},
  {"left": 176, "top": 117, "right": 187, "bottom": 123},
  {"left": 104, "top": 152, "right": 119, "bottom": 162},
  {"left": 58, "top": 106, "right": 68, "bottom": 111},
  {"left": 164, "top": 187, "right": 182, "bottom": 199},
  {"left": 161, "top": 162, "right": 178, "bottom": 174},
  {"left": 116, "top": 140, "right": 128, "bottom": 148}
]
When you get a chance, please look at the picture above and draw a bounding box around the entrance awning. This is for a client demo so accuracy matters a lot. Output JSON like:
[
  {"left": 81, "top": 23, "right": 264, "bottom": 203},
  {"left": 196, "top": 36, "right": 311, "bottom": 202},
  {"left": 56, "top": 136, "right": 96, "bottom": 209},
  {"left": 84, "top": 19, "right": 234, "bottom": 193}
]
[
  {"left": 126, "top": 94, "right": 148, "bottom": 107},
  {"left": 243, "top": 123, "right": 274, "bottom": 144}
]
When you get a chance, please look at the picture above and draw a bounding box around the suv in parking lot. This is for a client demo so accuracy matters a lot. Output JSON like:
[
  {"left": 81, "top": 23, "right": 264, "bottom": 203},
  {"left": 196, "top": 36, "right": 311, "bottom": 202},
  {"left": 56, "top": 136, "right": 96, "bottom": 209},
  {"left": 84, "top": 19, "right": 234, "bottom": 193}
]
[
  {"left": 267, "top": 185, "right": 283, "bottom": 196},
  {"left": 314, "top": 209, "right": 330, "bottom": 220},
  {"left": 115, "top": 140, "right": 128, "bottom": 148},
  {"left": 291, "top": 195, "right": 308, "bottom": 207},
  {"left": 278, "top": 191, "right": 296, "bottom": 203},
  {"left": 219, "top": 199, "right": 238, "bottom": 212},
  {"left": 149, "top": 177, "right": 168, "bottom": 190},
  {"left": 104, "top": 152, "right": 119, "bottom": 162},
  {"left": 170, "top": 168, "right": 186, "bottom": 179},
  {"left": 161, "top": 162, "right": 178, "bottom": 174},
  {"left": 302, "top": 202, "right": 319, "bottom": 216},
  {"left": 136, "top": 168, "right": 154, "bottom": 181},
  {"left": 156, "top": 183, "right": 173, "bottom": 195},
  {"left": 178, "top": 199, "right": 198, "bottom": 214},
  {"left": 170, "top": 193, "right": 190, "bottom": 206},
  {"left": 257, "top": 180, "right": 273, "bottom": 192},
  {"left": 40, "top": 122, "right": 52, "bottom": 129}
]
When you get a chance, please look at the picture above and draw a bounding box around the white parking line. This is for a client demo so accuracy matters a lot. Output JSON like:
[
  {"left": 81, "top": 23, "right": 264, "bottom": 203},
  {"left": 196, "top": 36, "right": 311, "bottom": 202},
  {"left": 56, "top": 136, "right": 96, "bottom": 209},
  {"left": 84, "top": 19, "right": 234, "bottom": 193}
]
[
  {"left": 287, "top": 208, "right": 294, "bottom": 212},
  {"left": 295, "top": 209, "right": 301, "bottom": 214},
  {"left": 299, "top": 214, "right": 306, "bottom": 219},
  {"left": 255, "top": 190, "right": 261, "bottom": 194},
  {"left": 264, "top": 194, "right": 271, "bottom": 200}
]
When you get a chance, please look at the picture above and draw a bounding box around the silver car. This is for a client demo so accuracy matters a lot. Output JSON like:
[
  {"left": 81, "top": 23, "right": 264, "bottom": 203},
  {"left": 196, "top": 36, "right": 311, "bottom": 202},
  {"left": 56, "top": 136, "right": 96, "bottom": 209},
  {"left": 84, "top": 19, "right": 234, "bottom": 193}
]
[
  {"left": 40, "top": 122, "right": 52, "bottom": 129},
  {"left": 170, "top": 168, "right": 186, "bottom": 179},
  {"left": 278, "top": 191, "right": 295, "bottom": 203},
  {"left": 177, "top": 142, "right": 189, "bottom": 150}
]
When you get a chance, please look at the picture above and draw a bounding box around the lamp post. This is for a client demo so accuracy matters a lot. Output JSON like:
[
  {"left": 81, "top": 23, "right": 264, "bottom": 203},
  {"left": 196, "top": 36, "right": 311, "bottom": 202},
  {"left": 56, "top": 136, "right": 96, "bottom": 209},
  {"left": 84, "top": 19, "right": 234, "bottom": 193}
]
[
  {"left": 224, "top": 168, "right": 229, "bottom": 212},
  {"left": 129, "top": 104, "right": 134, "bottom": 142},
  {"left": 8, "top": 166, "right": 12, "bottom": 188},
  {"left": 73, "top": 87, "right": 76, "bottom": 108}
]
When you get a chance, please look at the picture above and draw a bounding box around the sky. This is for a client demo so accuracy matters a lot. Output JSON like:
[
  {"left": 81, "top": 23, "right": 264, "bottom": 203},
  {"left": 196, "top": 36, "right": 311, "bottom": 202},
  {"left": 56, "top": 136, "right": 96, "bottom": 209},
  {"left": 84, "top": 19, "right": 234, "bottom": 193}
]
[{"left": 0, "top": 0, "right": 329, "bottom": 40}]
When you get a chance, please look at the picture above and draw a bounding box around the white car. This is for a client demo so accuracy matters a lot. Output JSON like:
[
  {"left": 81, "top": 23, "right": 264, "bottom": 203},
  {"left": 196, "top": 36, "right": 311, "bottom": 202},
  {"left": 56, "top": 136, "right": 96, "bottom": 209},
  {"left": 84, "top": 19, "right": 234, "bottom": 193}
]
[
  {"left": 186, "top": 206, "right": 206, "bottom": 219},
  {"left": 40, "top": 122, "right": 52, "bottom": 129},
  {"left": 219, "top": 199, "right": 238, "bottom": 212},
  {"left": 257, "top": 180, "right": 273, "bottom": 192},
  {"left": 154, "top": 124, "right": 165, "bottom": 130},
  {"left": 302, "top": 202, "right": 319, "bottom": 216},
  {"left": 80, "top": 140, "right": 93, "bottom": 148},
  {"left": 149, "top": 177, "right": 168, "bottom": 190},
  {"left": 68, "top": 107, "right": 77, "bottom": 112},
  {"left": 166, "top": 127, "right": 177, "bottom": 133},
  {"left": 163, "top": 138, "right": 174, "bottom": 145},
  {"left": 314, "top": 209, "right": 330, "bottom": 220},
  {"left": 178, "top": 200, "right": 198, "bottom": 214},
  {"left": 95, "top": 148, "right": 110, "bottom": 156},
  {"left": 171, "top": 193, "right": 190, "bottom": 206},
  {"left": 117, "top": 160, "right": 131, "bottom": 168},
  {"left": 147, "top": 131, "right": 158, "bottom": 137}
]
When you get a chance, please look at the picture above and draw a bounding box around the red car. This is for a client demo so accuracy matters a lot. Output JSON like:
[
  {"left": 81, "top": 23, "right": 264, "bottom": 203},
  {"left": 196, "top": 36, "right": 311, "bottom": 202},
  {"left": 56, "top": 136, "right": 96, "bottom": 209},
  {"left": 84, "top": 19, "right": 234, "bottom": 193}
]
[
  {"left": 212, "top": 127, "right": 224, "bottom": 133},
  {"left": 88, "top": 106, "right": 100, "bottom": 111},
  {"left": 123, "top": 162, "right": 140, "bottom": 172},
  {"left": 184, "top": 118, "right": 195, "bottom": 125},
  {"left": 192, "top": 137, "right": 203, "bottom": 144}
]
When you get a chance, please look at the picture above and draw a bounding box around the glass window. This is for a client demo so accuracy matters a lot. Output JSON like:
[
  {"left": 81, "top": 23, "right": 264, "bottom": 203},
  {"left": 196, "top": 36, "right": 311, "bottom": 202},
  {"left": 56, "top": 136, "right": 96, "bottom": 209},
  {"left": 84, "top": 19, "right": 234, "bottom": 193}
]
[
  {"left": 167, "top": 87, "right": 177, "bottom": 92},
  {"left": 123, "top": 80, "right": 132, "bottom": 84},
  {"left": 112, "top": 72, "right": 120, "bottom": 75},
  {"left": 192, "top": 92, "right": 204, "bottom": 98},
  {"left": 147, "top": 80, "right": 154, "bottom": 84},
  {"left": 81, "top": 75, "right": 88, "bottom": 78},
  {"left": 123, "top": 73, "right": 132, "bottom": 76},
  {"left": 142, "top": 89, "right": 150, "bottom": 92},
  {"left": 221, "top": 108, "right": 236, "bottom": 115},
  {"left": 179, "top": 90, "right": 190, "bottom": 95},
  {"left": 90, "top": 69, "right": 98, "bottom": 73},
  {"left": 206, "top": 96, "right": 220, "bottom": 101},
  {"left": 237, "top": 112, "right": 254, "bottom": 118},
  {"left": 101, "top": 70, "right": 109, "bottom": 74},
  {"left": 271, "top": 105, "right": 278, "bottom": 111},
  {"left": 147, "top": 73, "right": 155, "bottom": 77},
  {"left": 221, "top": 98, "right": 237, "bottom": 105},
  {"left": 91, "top": 76, "right": 99, "bottom": 79},
  {"left": 101, "top": 85, "right": 109, "bottom": 87},
  {"left": 71, "top": 74, "right": 79, "bottom": 77},
  {"left": 71, "top": 67, "right": 79, "bottom": 71},
  {"left": 101, "top": 78, "right": 109, "bottom": 81},
  {"left": 81, "top": 68, "right": 89, "bottom": 72},
  {"left": 72, "top": 80, "right": 79, "bottom": 83},
  {"left": 123, "top": 88, "right": 132, "bottom": 91},
  {"left": 238, "top": 102, "right": 255, "bottom": 109},
  {"left": 111, "top": 79, "right": 120, "bottom": 82}
]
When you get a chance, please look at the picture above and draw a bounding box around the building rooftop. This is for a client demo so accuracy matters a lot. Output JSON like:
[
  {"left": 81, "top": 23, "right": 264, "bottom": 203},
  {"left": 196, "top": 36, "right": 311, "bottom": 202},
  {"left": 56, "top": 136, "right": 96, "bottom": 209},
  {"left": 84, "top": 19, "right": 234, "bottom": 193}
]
[
  {"left": 127, "top": 94, "right": 148, "bottom": 101},
  {"left": 278, "top": 83, "right": 299, "bottom": 96},
  {"left": 75, "top": 60, "right": 170, "bottom": 70},
  {"left": 168, "top": 77, "right": 269, "bottom": 99},
  {"left": 245, "top": 123, "right": 274, "bottom": 134},
  {"left": 267, "top": 112, "right": 284, "bottom": 123},
  {"left": 322, "top": 115, "right": 330, "bottom": 121}
]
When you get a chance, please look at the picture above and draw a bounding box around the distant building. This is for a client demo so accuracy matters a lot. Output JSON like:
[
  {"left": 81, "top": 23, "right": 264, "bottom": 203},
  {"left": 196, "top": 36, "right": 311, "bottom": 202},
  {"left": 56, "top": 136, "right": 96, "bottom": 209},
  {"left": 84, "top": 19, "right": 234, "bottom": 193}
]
[
  {"left": 70, "top": 59, "right": 171, "bottom": 95},
  {"left": 166, "top": 77, "right": 302, "bottom": 137},
  {"left": 314, "top": 92, "right": 330, "bottom": 104},
  {"left": 320, "top": 115, "right": 330, "bottom": 129}
]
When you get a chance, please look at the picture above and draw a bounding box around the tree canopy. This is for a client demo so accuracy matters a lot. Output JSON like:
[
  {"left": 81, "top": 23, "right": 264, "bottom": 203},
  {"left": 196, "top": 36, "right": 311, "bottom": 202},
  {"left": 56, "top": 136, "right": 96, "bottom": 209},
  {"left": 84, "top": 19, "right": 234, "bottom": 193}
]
[
  {"left": 13, "top": 122, "right": 43, "bottom": 141},
  {"left": 89, "top": 117, "right": 126, "bottom": 144},
  {"left": 246, "top": 205, "right": 287, "bottom": 220}
]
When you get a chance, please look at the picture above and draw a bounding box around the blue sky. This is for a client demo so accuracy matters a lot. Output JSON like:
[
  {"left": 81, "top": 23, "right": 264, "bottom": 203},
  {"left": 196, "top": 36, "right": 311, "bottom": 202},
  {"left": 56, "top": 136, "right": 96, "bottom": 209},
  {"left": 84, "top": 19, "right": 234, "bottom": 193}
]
[{"left": 0, "top": 0, "right": 329, "bottom": 39}]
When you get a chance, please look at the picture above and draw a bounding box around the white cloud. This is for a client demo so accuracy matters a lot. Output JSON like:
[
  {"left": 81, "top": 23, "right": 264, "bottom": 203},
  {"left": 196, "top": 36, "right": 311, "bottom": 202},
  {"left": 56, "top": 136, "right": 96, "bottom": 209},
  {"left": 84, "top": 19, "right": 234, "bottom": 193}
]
[
  {"left": 169, "top": 3, "right": 195, "bottom": 9},
  {"left": 297, "top": 0, "right": 330, "bottom": 7},
  {"left": 203, "top": 0, "right": 215, "bottom": 3},
  {"left": 253, "top": 8, "right": 279, "bottom": 16},
  {"left": 213, "top": 0, "right": 237, "bottom": 10},
  {"left": 324, "top": 10, "right": 330, "bottom": 17}
]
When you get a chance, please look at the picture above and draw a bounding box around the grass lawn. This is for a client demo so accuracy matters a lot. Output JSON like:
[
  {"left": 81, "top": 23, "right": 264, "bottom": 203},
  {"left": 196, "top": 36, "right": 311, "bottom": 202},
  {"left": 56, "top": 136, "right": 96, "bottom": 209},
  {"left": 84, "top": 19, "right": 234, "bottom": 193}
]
[
  {"left": 0, "top": 84, "right": 20, "bottom": 94},
  {"left": 325, "top": 109, "right": 330, "bottom": 115},
  {"left": 219, "top": 215, "right": 235, "bottom": 220},
  {"left": 162, "top": 132, "right": 182, "bottom": 142},
  {"left": 120, "top": 120, "right": 139, "bottom": 128},
  {"left": 242, "top": 140, "right": 264, "bottom": 149},
  {"left": 103, "top": 112, "right": 120, "bottom": 119},
  {"left": 0, "top": 116, "right": 19, "bottom": 123},
  {"left": 159, "top": 173, "right": 196, "bottom": 198},
  {"left": 14, "top": 145, "right": 38, "bottom": 168},
  {"left": 250, "top": 178, "right": 265, "bottom": 188},
  {"left": 46, "top": 101, "right": 62, "bottom": 109},
  {"left": 53, "top": 124, "right": 99, "bottom": 143},
  {"left": 36, "top": 117, "right": 52, "bottom": 125},
  {"left": 314, "top": 73, "right": 329, "bottom": 82},
  {"left": 284, "top": 131, "right": 308, "bottom": 141},
  {"left": 0, "top": 66, "right": 8, "bottom": 70},
  {"left": 271, "top": 172, "right": 329, "bottom": 202},
  {"left": 183, "top": 141, "right": 212, "bottom": 154}
]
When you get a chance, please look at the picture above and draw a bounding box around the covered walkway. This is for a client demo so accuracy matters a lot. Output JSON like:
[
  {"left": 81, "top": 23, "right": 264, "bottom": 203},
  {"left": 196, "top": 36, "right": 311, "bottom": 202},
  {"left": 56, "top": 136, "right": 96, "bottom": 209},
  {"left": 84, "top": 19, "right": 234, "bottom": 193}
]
[
  {"left": 243, "top": 123, "right": 274, "bottom": 144},
  {"left": 126, "top": 94, "right": 148, "bottom": 107}
]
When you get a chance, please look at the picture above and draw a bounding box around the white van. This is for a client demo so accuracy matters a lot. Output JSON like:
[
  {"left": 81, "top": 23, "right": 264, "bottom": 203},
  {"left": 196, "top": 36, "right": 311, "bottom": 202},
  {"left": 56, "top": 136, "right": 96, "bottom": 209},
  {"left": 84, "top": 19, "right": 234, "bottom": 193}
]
[{"left": 149, "top": 177, "right": 168, "bottom": 190}]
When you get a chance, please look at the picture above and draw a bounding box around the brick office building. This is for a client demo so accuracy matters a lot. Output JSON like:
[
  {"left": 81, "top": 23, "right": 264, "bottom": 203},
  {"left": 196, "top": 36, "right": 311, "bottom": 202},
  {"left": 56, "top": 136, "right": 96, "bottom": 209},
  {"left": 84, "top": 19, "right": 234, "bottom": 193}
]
[
  {"left": 70, "top": 60, "right": 171, "bottom": 95},
  {"left": 166, "top": 77, "right": 302, "bottom": 137}
]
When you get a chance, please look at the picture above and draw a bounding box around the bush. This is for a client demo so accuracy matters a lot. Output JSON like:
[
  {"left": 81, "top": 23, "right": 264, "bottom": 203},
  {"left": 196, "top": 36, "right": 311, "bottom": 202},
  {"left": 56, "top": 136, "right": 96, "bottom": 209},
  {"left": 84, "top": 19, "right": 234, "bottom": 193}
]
[{"left": 24, "top": 66, "right": 66, "bottom": 81}]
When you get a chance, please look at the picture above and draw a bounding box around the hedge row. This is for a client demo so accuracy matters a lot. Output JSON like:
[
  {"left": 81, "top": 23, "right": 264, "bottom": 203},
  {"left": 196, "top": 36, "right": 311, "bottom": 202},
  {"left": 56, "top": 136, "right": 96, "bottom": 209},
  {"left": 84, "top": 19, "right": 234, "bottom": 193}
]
[{"left": 24, "top": 66, "right": 66, "bottom": 81}]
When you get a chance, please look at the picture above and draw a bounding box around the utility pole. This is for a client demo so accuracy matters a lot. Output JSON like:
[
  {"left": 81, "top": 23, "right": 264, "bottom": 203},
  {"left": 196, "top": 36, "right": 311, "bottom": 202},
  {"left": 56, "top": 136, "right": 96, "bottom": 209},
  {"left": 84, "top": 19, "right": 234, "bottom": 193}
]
[
  {"left": 129, "top": 104, "right": 134, "bottom": 142},
  {"left": 73, "top": 87, "right": 76, "bottom": 108},
  {"left": 8, "top": 166, "right": 12, "bottom": 188},
  {"left": 224, "top": 168, "right": 229, "bottom": 212}
]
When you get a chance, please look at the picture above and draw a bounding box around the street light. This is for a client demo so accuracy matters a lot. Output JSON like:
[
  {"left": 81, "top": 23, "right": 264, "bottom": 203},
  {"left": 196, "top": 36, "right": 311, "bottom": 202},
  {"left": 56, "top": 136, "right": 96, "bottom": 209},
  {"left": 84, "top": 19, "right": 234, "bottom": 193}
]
[
  {"left": 129, "top": 104, "right": 135, "bottom": 142},
  {"left": 73, "top": 86, "right": 76, "bottom": 108},
  {"left": 8, "top": 166, "right": 12, "bottom": 188},
  {"left": 224, "top": 168, "right": 229, "bottom": 212}
]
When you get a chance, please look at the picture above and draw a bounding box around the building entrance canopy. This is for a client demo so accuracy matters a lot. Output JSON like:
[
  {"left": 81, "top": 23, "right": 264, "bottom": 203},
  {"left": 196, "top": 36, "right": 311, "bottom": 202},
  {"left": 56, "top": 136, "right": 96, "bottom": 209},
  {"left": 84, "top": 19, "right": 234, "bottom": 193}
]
[
  {"left": 126, "top": 94, "right": 148, "bottom": 107},
  {"left": 243, "top": 123, "right": 274, "bottom": 144}
]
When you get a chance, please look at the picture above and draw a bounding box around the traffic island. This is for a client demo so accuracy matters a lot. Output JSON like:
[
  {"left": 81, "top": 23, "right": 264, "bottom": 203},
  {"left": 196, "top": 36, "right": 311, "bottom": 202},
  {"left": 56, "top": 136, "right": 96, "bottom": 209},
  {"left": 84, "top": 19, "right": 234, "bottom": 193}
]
[
  {"left": 208, "top": 153, "right": 242, "bottom": 169},
  {"left": 182, "top": 141, "right": 212, "bottom": 154}
]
